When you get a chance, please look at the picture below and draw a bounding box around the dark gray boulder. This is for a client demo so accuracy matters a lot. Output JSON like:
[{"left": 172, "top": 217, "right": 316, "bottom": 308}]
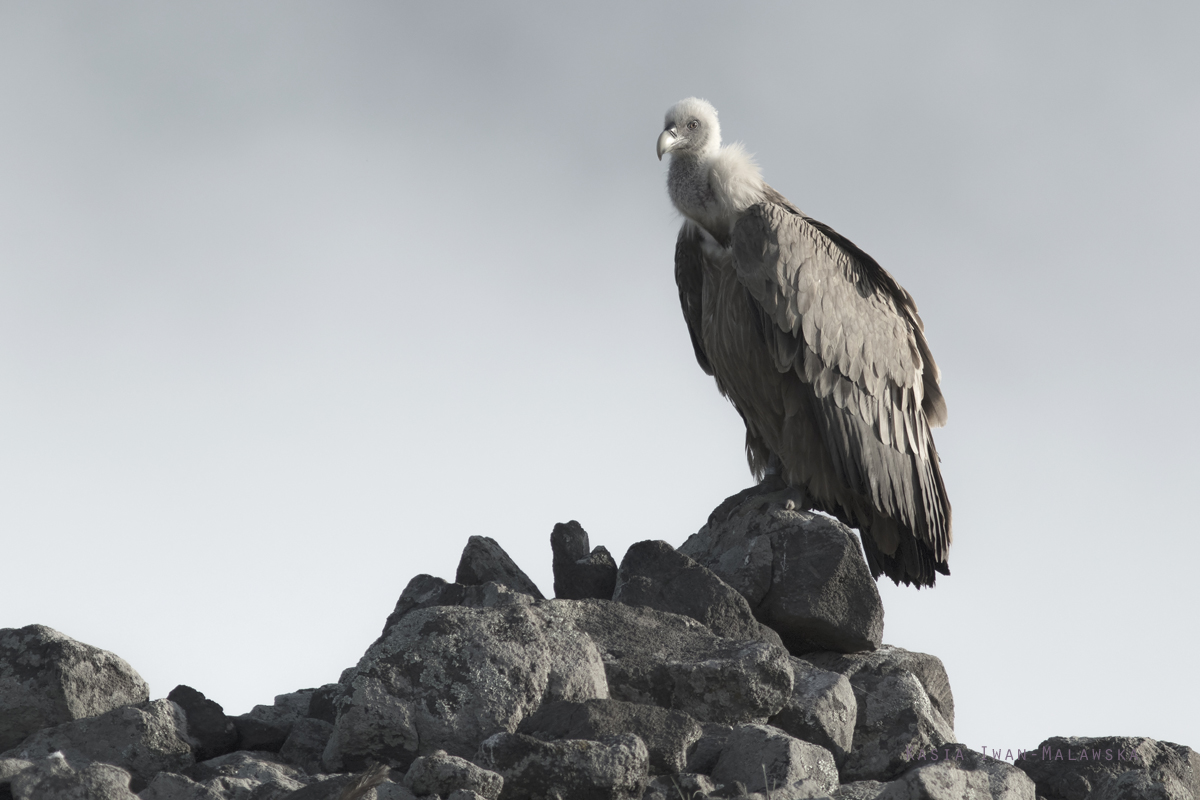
[
  {"left": 800, "top": 646, "right": 955, "bottom": 782},
  {"left": 684, "top": 722, "right": 733, "bottom": 776},
  {"left": 551, "top": 521, "right": 618, "bottom": 601},
  {"left": 167, "top": 686, "right": 237, "bottom": 762},
  {"left": 379, "top": 576, "right": 536, "bottom": 642},
  {"left": 878, "top": 745, "right": 1035, "bottom": 799},
  {"left": 679, "top": 494, "right": 883, "bottom": 655},
  {"left": 613, "top": 540, "right": 782, "bottom": 647},
  {"left": 279, "top": 718, "right": 334, "bottom": 775},
  {"left": 403, "top": 750, "right": 503, "bottom": 799},
  {"left": 380, "top": 574, "right": 467, "bottom": 639},
  {"left": 517, "top": 698, "right": 702, "bottom": 775},
  {"left": 710, "top": 723, "right": 838, "bottom": 796},
  {"left": 9, "top": 752, "right": 136, "bottom": 800},
  {"left": 306, "top": 685, "right": 342, "bottom": 725},
  {"left": 0, "top": 699, "right": 193, "bottom": 791},
  {"left": 768, "top": 656, "right": 857, "bottom": 768},
  {"left": 534, "top": 599, "right": 793, "bottom": 724},
  {"left": 0, "top": 625, "right": 149, "bottom": 752},
  {"left": 1014, "top": 736, "right": 1200, "bottom": 800},
  {"left": 232, "top": 705, "right": 294, "bottom": 753},
  {"left": 455, "top": 536, "right": 544, "bottom": 599},
  {"left": 476, "top": 732, "right": 648, "bottom": 800},
  {"left": 322, "top": 603, "right": 607, "bottom": 772}
]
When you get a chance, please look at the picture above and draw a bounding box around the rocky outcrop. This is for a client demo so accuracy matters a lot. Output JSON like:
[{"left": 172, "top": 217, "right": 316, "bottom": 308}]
[
  {"left": 455, "top": 535, "right": 545, "bottom": 599},
  {"left": 709, "top": 723, "right": 838, "bottom": 795},
  {"left": 768, "top": 656, "right": 857, "bottom": 768},
  {"left": 551, "top": 521, "right": 618, "bottom": 601},
  {"left": 880, "top": 746, "right": 1036, "bottom": 800},
  {"left": 517, "top": 698, "right": 702, "bottom": 775},
  {"left": 803, "top": 646, "right": 956, "bottom": 782},
  {"left": 322, "top": 602, "right": 608, "bottom": 771},
  {"left": 9, "top": 752, "right": 137, "bottom": 800},
  {"left": 1015, "top": 736, "right": 1200, "bottom": 800},
  {"left": 534, "top": 599, "right": 793, "bottom": 725},
  {"left": 0, "top": 520, "right": 1192, "bottom": 800},
  {"left": 613, "top": 539, "right": 782, "bottom": 647},
  {"left": 0, "top": 698, "right": 193, "bottom": 791},
  {"left": 0, "top": 625, "right": 149, "bottom": 752},
  {"left": 403, "top": 751, "right": 503, "bottom": 799},
  {"left": 680, "top": 490, "right": 885, "bottom": 655},
  {"left": 477, "top": 732, "right": 649, "bottom": 800},
  {"left": 166, "top": 686, "right": 237, "bottom": 762}
]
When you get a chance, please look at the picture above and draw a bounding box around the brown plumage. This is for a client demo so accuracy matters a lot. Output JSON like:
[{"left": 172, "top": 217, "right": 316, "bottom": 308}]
[{"left": 659, "top": 98, "right": 951, "bottom": 587}]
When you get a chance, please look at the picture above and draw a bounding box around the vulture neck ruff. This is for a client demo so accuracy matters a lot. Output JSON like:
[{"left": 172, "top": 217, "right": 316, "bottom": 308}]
[{"left": 667, "top": 143, "right": 767, "bottom": 248}]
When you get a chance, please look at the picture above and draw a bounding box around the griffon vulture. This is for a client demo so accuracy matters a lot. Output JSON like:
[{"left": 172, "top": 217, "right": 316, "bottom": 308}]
[{"left": 658, "top": 97, "right": 951, "bottom": 587}]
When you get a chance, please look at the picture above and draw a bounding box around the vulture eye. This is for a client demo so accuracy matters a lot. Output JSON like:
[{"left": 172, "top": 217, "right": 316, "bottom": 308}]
[{"left": 687, "top": 120, "right": 699, "bottom": 130}]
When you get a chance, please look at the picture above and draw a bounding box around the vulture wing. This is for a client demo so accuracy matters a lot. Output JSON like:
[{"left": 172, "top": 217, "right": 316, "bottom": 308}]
[
  {"left": 675, "top": 223, "right": 713, "bottom": 376},
  {"left": 730, "top": 200, "right": 951, "bottom": 575}
]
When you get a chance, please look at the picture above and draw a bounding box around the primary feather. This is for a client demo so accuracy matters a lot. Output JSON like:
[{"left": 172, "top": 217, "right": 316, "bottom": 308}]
[{"left": 659, "top": 97, "right": 951, "bottom": 587}]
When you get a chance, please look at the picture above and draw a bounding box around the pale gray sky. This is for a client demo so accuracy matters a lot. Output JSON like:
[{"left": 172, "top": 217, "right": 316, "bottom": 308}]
[{"left": 1, "top": 2, "right": 1197, "bottom": 753}]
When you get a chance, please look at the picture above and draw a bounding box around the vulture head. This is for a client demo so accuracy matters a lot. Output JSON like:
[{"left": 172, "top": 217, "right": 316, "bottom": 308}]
[{"left": 657, "top": 97, "right": 721, "bottom": 160}]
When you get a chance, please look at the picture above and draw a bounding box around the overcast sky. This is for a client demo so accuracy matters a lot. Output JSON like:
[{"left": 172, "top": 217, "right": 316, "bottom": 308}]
[{"left": 1, "top": 2, "right": 1197, "bottom": 755}]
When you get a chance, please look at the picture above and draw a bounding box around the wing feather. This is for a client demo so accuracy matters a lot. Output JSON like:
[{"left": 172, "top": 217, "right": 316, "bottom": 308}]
[
  {"left": 730, "top": 200, "right": 951, "bottom": 576},
  {"left": 675, "top": 224, "right": 713, "bottom": 376}
]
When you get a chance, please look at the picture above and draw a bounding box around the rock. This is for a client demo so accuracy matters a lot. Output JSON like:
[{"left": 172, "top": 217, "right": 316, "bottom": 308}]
[
  {"left": 613, "top": 540, "right": 781, "bottom": 647},
  {"left": 138, "top": 772, "right": 224, "bottom": 800},
  {"left": 444, "top": 791, "right": 489, "bottom": 800},
  {"left": 188, "top": 751, "right": 308, "bottom": 800},
  {"left": 232, "top": 705, "right": 294, "bottom": 753},
  {"left": 709, "top": 723, "right": 838, "bottom": 795},
  {"left": 803, "top": 646, "right": 954, "bottom": 729},
  {"left": 832, "top": 780, "right": 888, "bottom": 799},
  {"left": 378, "top": 575, "right": 536, "bottom": 642},
  {"left": 306, "top": 685, "right": 342, "bottom": 725},
  {"left": 1014, "top": 736, "right": 1200, "bottom": 800},
  {"left": 455, "top": 536, "right": 544, "bottom": 599},
  {"left": 167, "top": 686, "right": 237, "bottom": 761},
  {"left": 403, "top": 750, "right": 503, "bottom": 799},
  {"left": 322, "top": 603, "right": 607, "bottom": 772},
  {"left": 551, "top": 521, "right": 618, "bottom": 601},
  {"left": 768, "top": 656, "right": 857, "bottom": 767},
  {"left": 380, "top": 575, "right": 466, "bottom": 639},
  {"left": 279, "top": 718, "right": 334, "bottom": 775},
  {"left": 0, "top": 625, "right": 149, "bottom": 752},
  {"left": 477, "top": 732, "right": 648, "bottom": 800},
  {"left": 643, "top": 773, "right": 718, "bottom": 800},
  {"left": 0, "top": 699, "right": 193, "bottom": 791},
  {"left": 800, "top": 647, "right": 955, "bottom": 782},
  {"left": 679, "top": 497, "right": 883, "bottom": 655},
  {"left": 536, "top": 599, "right": 793, "bottom": 724},
  {"left": 879, "top": 745, "right": 1035, "bottom": 800},
  {"left": 9, "top": 752, "right": 136, "bottom": 800},
  {"left": 517, "top": 698, "right": 702, "bottom": 775},
  {"left": 276, "top": 774, "right": 399, "bottom": 800},
  {"left": 685, "top": 723, "right": 734, "bottom": 775},
  {"left": 1, "top": 759, "right": 32, "bottom": 800},
  {"left": 272, "top": 691, "right": 314, "bottom": 718}
]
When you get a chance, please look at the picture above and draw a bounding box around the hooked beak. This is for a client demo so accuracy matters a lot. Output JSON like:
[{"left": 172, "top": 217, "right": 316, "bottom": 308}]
[{"left": 656, "top": 127, "right": 679, "bottom": 161}]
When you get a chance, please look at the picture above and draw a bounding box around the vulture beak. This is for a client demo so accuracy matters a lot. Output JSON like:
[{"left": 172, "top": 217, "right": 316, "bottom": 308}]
[{"left": 656, "top": 127, "right": 679, "bottom": 161}]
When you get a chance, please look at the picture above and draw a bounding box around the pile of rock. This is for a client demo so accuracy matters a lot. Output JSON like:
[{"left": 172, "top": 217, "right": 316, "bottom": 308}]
[{"left": 1, "top": 496, "right": 1195, "bottom": 799}]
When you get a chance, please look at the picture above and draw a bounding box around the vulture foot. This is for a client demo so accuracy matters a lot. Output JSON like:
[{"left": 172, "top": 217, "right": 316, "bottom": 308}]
[{"left": 705, "top": 475, "right": 807, "bottom": 529}]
